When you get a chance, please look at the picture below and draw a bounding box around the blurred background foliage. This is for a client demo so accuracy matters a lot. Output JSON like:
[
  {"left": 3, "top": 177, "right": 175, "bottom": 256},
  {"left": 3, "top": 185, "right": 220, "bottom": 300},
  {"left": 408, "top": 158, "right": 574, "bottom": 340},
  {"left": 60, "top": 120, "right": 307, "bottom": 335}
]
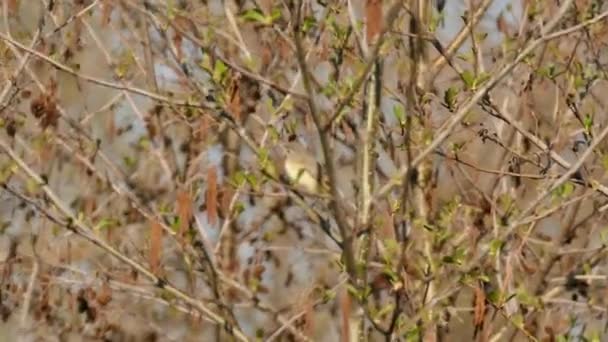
[{"left": 1, "top": 0, "right": 608, "bottom": 341}]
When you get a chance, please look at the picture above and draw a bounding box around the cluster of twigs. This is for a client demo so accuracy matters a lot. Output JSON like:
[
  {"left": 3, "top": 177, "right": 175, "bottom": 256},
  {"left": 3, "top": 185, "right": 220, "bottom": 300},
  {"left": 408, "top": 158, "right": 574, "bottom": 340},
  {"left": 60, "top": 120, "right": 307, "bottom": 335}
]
[{"left": 1, "top": 0, "right": 608, "bottom": 340}]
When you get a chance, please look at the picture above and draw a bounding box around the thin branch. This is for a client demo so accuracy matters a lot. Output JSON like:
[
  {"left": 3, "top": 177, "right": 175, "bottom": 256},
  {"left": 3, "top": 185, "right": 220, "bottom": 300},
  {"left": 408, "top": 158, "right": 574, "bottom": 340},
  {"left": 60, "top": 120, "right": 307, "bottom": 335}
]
[
  {"left": 0, "top": 32, "right": 198, "bottom": 107},
  {"left": 429, "top": 0, "right": 494, "bottom": 79},
  {"left": 0, "top": 138, "right": 251, "bottom": 342},
  {"left": 293, "top": 0, "right": 356, "bottom": 277},
  {"left": 323, "top": 0, "right": 404, "bottom": 132},
  {"left": 375, "top": 2, "right": 601, "bottom": 201}
]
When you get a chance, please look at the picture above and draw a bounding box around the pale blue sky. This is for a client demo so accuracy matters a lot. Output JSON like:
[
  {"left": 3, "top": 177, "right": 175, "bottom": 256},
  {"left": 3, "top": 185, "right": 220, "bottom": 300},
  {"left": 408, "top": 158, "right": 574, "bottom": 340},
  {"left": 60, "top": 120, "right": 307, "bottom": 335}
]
[{"left": 437, "top": 0, "right": 522, "bottom": 46}]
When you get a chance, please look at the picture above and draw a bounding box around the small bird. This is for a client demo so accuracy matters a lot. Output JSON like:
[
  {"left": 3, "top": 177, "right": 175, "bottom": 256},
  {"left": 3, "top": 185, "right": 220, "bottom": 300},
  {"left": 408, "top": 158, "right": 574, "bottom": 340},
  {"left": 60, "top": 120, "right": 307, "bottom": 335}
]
[{"left": 283, "top": 143, "right": 329, "bottom": 195}]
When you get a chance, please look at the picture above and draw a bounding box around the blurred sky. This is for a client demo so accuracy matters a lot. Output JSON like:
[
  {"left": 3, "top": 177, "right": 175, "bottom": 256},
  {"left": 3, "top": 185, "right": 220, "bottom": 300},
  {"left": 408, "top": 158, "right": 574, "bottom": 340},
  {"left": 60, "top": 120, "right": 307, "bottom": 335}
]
[{"left": 437, "top": 0, "right": 523, "bottom": 46}]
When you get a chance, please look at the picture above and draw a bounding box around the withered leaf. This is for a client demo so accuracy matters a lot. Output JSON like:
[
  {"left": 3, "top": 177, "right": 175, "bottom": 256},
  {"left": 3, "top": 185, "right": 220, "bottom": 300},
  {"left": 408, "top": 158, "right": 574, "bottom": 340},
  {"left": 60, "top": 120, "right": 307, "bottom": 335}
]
[
  {"left": 149, "top": 219, "right": 163, "bottom": 274},
  {"left": 366, "top": 0, "right": 382, "bottom": 42},
  {"left": 177, "top": 190, "right": 193, "bottom": 237},
  {"left": 206, "top": 167, "right": 218, "bottom": 226}
]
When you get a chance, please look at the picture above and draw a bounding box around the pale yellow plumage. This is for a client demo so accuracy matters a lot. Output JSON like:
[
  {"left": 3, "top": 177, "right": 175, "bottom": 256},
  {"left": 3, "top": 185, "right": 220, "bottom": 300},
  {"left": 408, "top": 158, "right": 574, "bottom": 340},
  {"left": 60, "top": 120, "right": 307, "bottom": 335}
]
[{"left": 283, "top": 144, "right": 328, "bottom": 195}]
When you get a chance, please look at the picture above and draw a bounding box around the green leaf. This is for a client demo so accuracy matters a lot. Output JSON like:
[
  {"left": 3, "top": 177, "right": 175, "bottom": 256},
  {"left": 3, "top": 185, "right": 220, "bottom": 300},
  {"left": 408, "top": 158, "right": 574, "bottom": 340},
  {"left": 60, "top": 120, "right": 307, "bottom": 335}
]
[
  {"left": 429, "top": 12, "right": 445, "bottom": 32},
  {"left": 403, "top": 326, "right": 421, "bottom": 341},
  {"left": 346, "top": 284, "right": 360, "bottom": 300},
  {"left": 347, "top": 284, "right": 371, "bottom": 302},
  {"left": 255, "top": 328, "right": 264, "bottom": 340},
  {"left": 487, "top": 289, "right": 503, "bottom": 304},
  {"left": 476, "top": 72, "right": 491, "bottom": 86},
  {"left": 248, "top": 277, "right": 261, "bottom": 292},
  {"left": 584, "top": 114, "right": 593, "bottom": 133},
  {"left": 240, "top": 8, "right": 266, "bottom": 23},
  {"left": 393, "top": 104, "right": 406, "bottom": 125},
  {"left": 498, "top": 193, "right": 514, "bottom": 212},
  {"left": 0, "top": 162, "right": 16, "bottom": 184},
  {"left": 269, "top": 8, "right": 282, "bottom": 22},
  {"left": 477, "top": 273, "right": 490, "bottom": 283},
  {"left": 321, "top": 81, "right": 337, "bottom": 97},
  {"left": 259, "top": 148, "right": 278, "bottom": 179},
  {"left": 123, "top": 155, "right": 137, "bottom": 169},
  {"left": 383, "top": 238, "right": 400, "bottom": 256},
  {"left": 322, "top": 288, "right": 336, "bottom": 302},
  {"left": 234, "top": 201, "right": 245, "bottom": 215},
  {"left": 138, "top": 137, "right": 151, "bottom": 149},
  {"left": 511, "top": 313, "right": 524, "bottom": 328},
  {"left": 258, "top": 148, "right": 270, "bottom": 166},
  {"left": 232, "top": 171, "right": 247, "bottom": 187},
  {"left": 170, "top": 217, "right": 181, "bottom": 232},
  {"left": 374, "top": 303, "right": 395, "bottom": 320},
  {"left": 166, "top": 1, "right": 177, "bottom": 20},
  {"left": 553, "top": 182, "right": 575, "bottom": 198},
  {"left": 537, "top": 64, "right": 557, "bottom": 79},
  {"left": 382, "top": 266, "right": 400, "bottom": 283},
  {"left": 601, "top": 155, "right": 608, "bottom": 171},
  {"left": 268, "top": 126, "right": 280, "bottom": 143},
  {"left": 262, "top": 230, "right": 276, "bottom": 241},
  {"left": 442, "top": 247, "right": 466, "bottom": 265},
  {"left": 0, "top": 221, "right": 8, "bottom": 234},
  {"left": 212, "top": 60, "right": 228, "bottom": 83},
  {"left": 517, "top": 288, "right": 541, "bottom": 308},
  {"left": 245, "top": 173, "right": 259, "bottom": 190},
  {"left": 461, "top": 70, "right": 476, "bottom": 90},
  {"left": 434, "top": 230, "right": 452, "bottom": 247},
  {"left": 450, "top": 141, "right": 465, "bottom": 152},
  {"left": 601, "top": 228, "right": 608, "bottom": 243},
  {"left": 199, "top": 52, "right": 212, "bottom": 72},
  {"left": 444, "top": 86, "right": 458, "bottom": 111},
  {"left": 240, "top": 8, "right": 279, "bottom": 26},
  {"left": 489, "top": 239, "right": 504, "bottom": 257},
  {"left": 114, "top": 51, "right": 135, "bottom": 79},
  {"left": 302, "top": 16, "right": 317, "bottom": 33},
  {"left": 94, "top": 218, "right": 118, "bottom": 231},
  {"left": 574, "top": 75, "right": 585, "bottom": 89},
  {"left": 587, "top": 331, "right": 601, "bottom": 342}
]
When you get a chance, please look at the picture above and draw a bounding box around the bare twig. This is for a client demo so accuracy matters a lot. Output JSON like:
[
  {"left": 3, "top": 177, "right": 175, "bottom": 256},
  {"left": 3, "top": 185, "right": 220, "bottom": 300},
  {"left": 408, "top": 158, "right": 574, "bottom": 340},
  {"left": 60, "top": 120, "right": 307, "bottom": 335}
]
[
  {"left": 0, "top": 138, "right": 251, "bottom": 342},
  {"left": 375, "top": 2, "right": 602, "bottom": 201},
  {"left": 293, "top": 1, "right": 356, "bottom": 277}
]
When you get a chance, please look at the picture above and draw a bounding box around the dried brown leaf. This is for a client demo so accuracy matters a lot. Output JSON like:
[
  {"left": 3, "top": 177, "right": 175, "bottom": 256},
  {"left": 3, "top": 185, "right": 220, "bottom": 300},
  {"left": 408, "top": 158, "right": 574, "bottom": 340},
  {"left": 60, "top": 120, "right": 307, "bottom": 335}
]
[
  {"left": 496, "top": 13, "right": 511, "bottom": 36},
  {"left": 83, "top": 196, "right": 96, "bottom": 218},
  {"left": 278, "top": 37, "right": 291, "bottom": 60},
  {"left": 261, "top": 43, "right": 272, "bottom": 68},
  {"left": 101, "top": 1, "right": 113, "bottom": 26},
  {"left": 198, "top": 115, "right": 210, "bottom": 141},
  {"left": 149, "top": 219, "right": 163, "bottom": 274},
  {"left": 473, "top": 284, "right": 486, "bottom": 332},
  {"left": 30, "top": 92, "right": 59, "bottom": 129},
  {"left": 145, "top": 115, "right": 158, "bottom": 139},
  {"left": 206, "top": 167, "right": 218, "bottom": 226},
  {"left": 519, "top": 254, "right": 537, "bottom": 275},
  {"left": 219, "top": 186, "right": 235, "bottom": 220},
  {"left": 30, "top": 95, "right": 44, "bottom": 118},
  {"left": 229, "top": 78, "right": 241, "bottom": 122},
  {"left": 256, "top": 284, "right": 269, "bottom": 294},
  {"left": 303, "top": 297, "right": 314, "bottom": 338},
  {"left": 423, "top": 328, "right": 438, "bottom": 342},
  {"left": 340, "top": 290, "right": 351, "bottom": 342},
  {"left": 96, "top": 282, "right": 112, "bottom": 306},
  {"left": 6, "top": 0, "right": 18, "bottom": 14},
  {"left": 252, "top": 264, "right": 265, "bottom": 278},
  {"left": 366, "top": 0, "right": 382, "bottom": 42},
  {"left": 173, "top": 32, "right": 183, "bottom": 60},
  {"left": 177, "top": 190, "right": 193, "bottom": 237}
]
